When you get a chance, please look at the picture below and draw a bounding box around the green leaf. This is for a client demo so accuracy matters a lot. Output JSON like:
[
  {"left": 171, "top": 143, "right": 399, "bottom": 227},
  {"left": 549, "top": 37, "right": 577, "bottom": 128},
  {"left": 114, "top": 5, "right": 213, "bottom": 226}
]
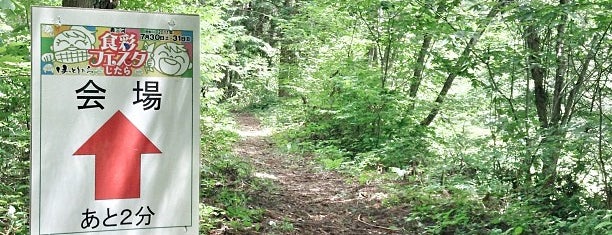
[
  {"left": 594, "top": 221, "right": 612, "bottom": 230},
  {"left": 512, "top": 226, "right": 524, "bottom": 235},
  {"left": 0, "top": 0, "right": 15, "bottom": 10}
]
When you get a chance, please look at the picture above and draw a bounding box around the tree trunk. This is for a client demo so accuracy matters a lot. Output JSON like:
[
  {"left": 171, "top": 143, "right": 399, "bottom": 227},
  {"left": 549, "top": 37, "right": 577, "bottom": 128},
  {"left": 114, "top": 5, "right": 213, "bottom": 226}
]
[
  {"left": 62, "top": 0, "right": 92, "bottom": 8},
  {"left": 525, "top": 25, "right": 549, "bottom": 128},
  {"left": 420, "top": 0, "right": 507, "bottom": 126},
  {"left": 538, "top": 0, "right": 570, "bottom": 189},
  {"left": 368, "top": 46, "right": 379, "bottom": 65},
  {"left": 381, "top": 40, "right": 392, "bottom": 88},
  {"left": 408, "top": 33, "right": 432, "bottom": 100},
  {"left": 277, "top": 0, "right": 297, "bottom": 97},
  {"left": 408, "top": 2, "right": 446, "bottom": 104},
  {"left": 595, "top": 74, "right": 612, "bottom": 209},
  {"left": 62, "top": 0, "right": 118, "bottom": 9}
]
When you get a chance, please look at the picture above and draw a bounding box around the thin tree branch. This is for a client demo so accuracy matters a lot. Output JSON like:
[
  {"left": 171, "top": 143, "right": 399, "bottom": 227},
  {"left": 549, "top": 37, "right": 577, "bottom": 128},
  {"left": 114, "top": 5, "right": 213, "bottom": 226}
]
[{"left": 420, "top": 0, "right": 511, "bottom": 126}]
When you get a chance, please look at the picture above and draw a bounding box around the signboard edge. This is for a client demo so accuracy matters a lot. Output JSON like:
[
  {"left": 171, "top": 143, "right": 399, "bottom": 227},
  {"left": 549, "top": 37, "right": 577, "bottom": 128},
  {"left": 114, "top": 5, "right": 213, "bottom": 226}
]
[{"left": 30, "top": 7, "right": 202, "bottom": 235}]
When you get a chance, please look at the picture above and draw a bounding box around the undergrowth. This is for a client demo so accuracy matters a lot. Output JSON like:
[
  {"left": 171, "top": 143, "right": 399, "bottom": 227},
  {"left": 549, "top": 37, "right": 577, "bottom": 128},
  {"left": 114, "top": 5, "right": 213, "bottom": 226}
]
[
  {"left": 258, "top": 98, "right": 612, "bottom": 235},
  {"left": 200, "top": 151, "right": 267, "bottom": 233},
  {"left": 198, "top": 96, "right": 268, "bottom": 233}
]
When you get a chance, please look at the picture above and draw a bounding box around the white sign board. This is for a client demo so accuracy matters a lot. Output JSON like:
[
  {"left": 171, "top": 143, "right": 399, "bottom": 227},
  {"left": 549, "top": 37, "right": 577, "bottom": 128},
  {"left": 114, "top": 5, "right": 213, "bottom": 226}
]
[{"left": 31, "top": 7, "right": 199, "bottom": 235}]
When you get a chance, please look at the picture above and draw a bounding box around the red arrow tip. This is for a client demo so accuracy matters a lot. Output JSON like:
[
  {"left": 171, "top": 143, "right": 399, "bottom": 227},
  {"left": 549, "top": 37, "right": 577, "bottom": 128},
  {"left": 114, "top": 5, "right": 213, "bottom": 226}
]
[{"left": 74, "top": 111, "right": 161, "bottom": 155}]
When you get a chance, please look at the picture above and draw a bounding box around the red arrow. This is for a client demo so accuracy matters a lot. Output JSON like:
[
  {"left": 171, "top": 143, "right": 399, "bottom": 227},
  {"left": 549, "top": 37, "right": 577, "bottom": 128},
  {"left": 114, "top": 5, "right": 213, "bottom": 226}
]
[{"left": 74, "top": 111, "right": 161, "bottom": 200}]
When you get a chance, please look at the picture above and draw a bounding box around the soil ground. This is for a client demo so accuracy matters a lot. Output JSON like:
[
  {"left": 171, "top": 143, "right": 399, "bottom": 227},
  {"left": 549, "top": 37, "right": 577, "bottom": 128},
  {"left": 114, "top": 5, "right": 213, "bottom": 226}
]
[{"left": 230, "top": 113, "right": 410, "bottom": 235}]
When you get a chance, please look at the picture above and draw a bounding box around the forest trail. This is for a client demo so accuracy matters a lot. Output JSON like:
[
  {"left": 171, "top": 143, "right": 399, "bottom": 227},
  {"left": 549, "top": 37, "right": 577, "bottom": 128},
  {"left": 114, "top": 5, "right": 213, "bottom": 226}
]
[{"left": 231, "top": 113, "right": 410, "bottom": 235}]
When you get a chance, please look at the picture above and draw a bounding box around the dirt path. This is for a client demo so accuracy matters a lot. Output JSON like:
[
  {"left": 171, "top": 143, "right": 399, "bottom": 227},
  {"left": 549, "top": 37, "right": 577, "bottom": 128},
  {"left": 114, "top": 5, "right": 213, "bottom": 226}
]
[{"left": 232, "top": 113, "right": 409, "bottom": 235}]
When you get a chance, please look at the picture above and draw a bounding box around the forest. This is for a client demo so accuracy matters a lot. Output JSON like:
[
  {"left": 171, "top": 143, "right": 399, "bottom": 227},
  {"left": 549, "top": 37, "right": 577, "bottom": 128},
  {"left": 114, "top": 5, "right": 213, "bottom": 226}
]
[{"left": 1, "top": 0, "right": 611, "bottom": 234}]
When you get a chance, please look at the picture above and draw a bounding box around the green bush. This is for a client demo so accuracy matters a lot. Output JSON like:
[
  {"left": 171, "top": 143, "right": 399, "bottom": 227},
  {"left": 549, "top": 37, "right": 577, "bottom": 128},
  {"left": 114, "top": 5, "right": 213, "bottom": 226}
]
[{"left": 567, "top": 210, "right": 612, "bottom": 235}]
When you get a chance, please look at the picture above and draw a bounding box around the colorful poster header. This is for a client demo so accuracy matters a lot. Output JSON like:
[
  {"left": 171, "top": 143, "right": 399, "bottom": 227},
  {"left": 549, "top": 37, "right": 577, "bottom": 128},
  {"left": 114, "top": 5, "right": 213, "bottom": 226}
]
[{"left": 41, "top": 24, "right": 194, "bottom": 78}]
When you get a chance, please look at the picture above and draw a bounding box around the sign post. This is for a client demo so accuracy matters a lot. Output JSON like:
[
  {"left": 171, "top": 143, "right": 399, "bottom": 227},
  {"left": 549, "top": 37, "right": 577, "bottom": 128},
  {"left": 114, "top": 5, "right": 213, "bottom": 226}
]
[{"left": 31, "top": 7, "right": 199, "bottom": 235}]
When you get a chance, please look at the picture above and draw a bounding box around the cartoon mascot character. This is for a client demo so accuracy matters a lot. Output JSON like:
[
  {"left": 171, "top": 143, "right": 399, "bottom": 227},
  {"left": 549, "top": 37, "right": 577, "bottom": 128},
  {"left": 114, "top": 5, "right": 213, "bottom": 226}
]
[{"left": 42, "top": 26, "right": 96, "bottom": 64}]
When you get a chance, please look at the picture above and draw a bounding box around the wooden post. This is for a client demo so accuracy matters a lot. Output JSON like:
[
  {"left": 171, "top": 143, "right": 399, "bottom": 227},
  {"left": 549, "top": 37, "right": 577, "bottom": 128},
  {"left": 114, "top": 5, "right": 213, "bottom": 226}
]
[{"left": 62, "top": 0, "right": 118, "bottom": 9}]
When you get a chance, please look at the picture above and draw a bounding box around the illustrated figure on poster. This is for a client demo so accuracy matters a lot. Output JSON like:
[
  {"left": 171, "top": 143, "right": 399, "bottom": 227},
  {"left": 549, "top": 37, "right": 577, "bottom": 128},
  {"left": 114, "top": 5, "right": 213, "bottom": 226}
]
[
  {"left": 42, "top": 26, "right": 96, "bottom": 64},
  {"left": 146, "top": 42, "right": 192, "bottom": 76}
]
